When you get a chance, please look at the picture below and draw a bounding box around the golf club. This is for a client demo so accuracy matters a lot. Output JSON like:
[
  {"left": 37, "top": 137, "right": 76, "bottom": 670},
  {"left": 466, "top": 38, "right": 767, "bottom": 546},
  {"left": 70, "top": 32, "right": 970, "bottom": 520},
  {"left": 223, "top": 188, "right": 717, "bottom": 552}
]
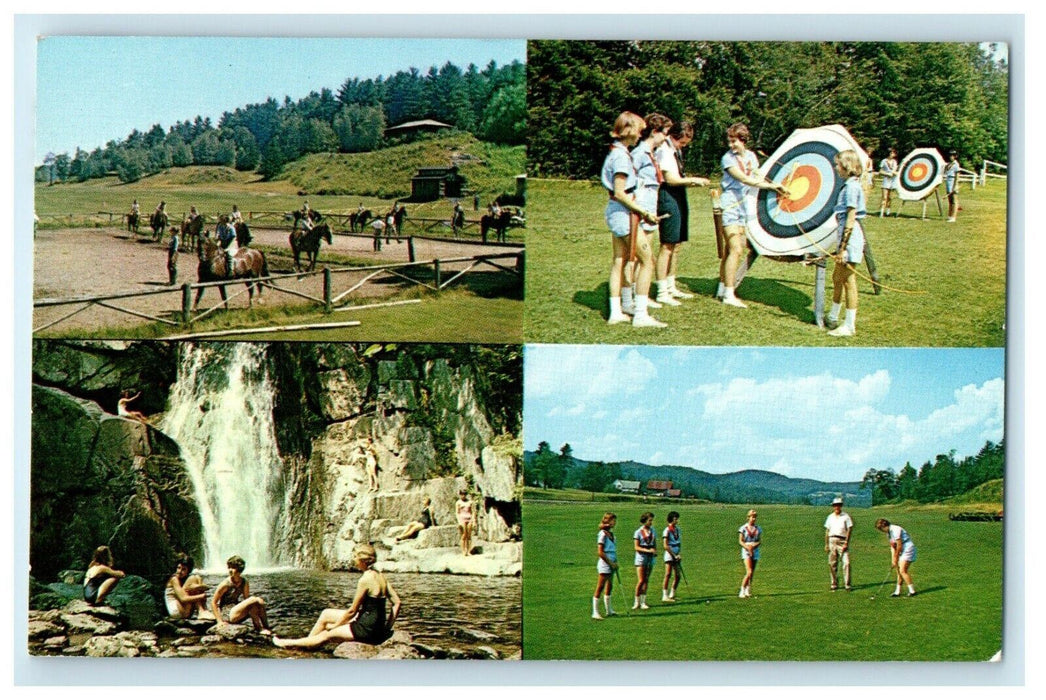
[
  {"left": 614, "top": 567, "right": 630, "bottom": 616},
  {"left": 676, "top": 557, "right": 690, "bottom": 590},
  {"left": 870, "top": 566, "right": 896, "bottom": 600}
]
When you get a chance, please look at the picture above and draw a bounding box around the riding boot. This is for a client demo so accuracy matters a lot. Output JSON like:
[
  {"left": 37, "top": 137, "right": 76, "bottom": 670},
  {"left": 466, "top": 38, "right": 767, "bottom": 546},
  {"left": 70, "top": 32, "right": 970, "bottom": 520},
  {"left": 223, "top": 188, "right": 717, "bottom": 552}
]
[{"left": 226, "top": 252, "right": 234, "bottom": 278}]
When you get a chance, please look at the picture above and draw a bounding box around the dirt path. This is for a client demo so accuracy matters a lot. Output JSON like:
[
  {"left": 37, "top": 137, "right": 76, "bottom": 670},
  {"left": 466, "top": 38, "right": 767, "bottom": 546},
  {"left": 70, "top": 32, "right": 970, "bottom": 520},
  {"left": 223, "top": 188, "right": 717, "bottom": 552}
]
[{"left": 33, "top": 227, "right": 522, "bottom": 335}]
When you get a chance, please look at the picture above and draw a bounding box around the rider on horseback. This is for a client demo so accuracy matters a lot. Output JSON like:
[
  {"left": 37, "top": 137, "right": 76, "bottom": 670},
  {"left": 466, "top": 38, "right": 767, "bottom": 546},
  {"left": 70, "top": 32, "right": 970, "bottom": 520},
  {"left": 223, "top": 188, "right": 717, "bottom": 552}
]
[
  {"left": 216, "top": 214, "right": 236, "bottom": 278},
  {"left": 230, "top": 204, "right": 243, "bottom": 225}
]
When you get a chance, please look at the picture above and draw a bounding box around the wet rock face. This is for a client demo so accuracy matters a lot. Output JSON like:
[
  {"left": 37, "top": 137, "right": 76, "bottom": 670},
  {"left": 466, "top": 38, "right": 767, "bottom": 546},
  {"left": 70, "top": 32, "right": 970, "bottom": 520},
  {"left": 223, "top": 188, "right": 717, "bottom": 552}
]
[{"left": 30, "top": 384, "right": 203, "bottom": 584}]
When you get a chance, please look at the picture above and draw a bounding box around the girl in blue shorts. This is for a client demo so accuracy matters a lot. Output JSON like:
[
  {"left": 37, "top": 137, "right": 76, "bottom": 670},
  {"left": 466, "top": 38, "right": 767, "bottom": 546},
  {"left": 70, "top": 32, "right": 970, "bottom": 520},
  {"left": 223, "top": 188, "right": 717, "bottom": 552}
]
[
  {"left": 602, "top": 112, "right": 662, "bottom": 326},
  {"left": 633, "top": 512, "right": 657, "bottom": 609},
  {"left": 717, "top": 123, "right": 791, "bottom": 308},
  {"left": 738, "top": 509, "right": 761, "bottom": 598},
  {"left": 593, "top": 512, "right": 619, "bottom": 619},
  {"left": 825, "top": 150, "right": 867, "bottom": 337}
]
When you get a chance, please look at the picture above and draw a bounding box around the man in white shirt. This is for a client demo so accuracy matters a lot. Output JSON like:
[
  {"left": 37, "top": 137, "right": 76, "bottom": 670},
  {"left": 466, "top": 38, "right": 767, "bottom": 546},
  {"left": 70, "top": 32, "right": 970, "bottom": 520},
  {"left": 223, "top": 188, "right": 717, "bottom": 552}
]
[{"left": 824, "top": 496, "right": 853, "bottom": 591}]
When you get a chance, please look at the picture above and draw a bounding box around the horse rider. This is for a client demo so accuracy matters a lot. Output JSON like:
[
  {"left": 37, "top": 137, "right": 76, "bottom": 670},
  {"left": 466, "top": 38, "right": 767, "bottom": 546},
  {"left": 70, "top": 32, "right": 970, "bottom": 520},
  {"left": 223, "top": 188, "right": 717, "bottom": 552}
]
[
  {"left": 452, "top": 202, "right": 465, "bottom": 238},
  {"left": 230, "top": 204, "right": 243, "bottom": 225},
  {"left": 216, "top": 214, "right": 237, "bottom": 277}
]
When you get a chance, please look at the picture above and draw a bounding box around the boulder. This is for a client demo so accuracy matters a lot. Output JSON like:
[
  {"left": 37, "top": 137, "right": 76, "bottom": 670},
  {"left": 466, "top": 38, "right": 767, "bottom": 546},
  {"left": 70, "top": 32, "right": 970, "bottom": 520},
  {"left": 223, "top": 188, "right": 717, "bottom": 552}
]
[
  {"left": 83, "top": 636, "right": 126, "bottom": 657},
  {"left": 61, "top": 645, "right": 86, "bottom": 656},
  {"left": 474, "top": 646, "right": 501, "bottom": 660},
  {"left": 477, "top": 446, "right": 518, "bottom": 504},
  {"left": 206, "top": 622, "right": 250, "bottom": 641},
  {"left": 28, "top": 620, "right": 63, "bottom": 641},
  {"left": 43, "top": 635, "right": 68, "bottom": 650},
  {"left": 64, "top": 600, "right": 122, "bottom": 622},
  {"left": 59, "top": 613, "right": 117, "bottom": 636}
]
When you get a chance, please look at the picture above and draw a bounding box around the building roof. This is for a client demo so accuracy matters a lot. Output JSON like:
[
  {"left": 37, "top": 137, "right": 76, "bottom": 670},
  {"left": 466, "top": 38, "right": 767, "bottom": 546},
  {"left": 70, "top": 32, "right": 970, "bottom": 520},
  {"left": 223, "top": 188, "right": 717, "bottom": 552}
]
[
  {"left": 386, "top": 119, "right": 453, "bottom": 133},
  {"left": 647, "top": 480, "right": 673, "bottom": 490}
]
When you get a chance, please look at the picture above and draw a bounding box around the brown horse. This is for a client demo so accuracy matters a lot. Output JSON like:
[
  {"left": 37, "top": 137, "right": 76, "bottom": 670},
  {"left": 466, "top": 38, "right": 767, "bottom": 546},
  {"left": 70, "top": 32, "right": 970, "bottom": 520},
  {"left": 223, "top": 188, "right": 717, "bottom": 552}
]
[
  {"left": 194, "top": 237, "right": 269, "bottom": 310},
  {"left": 235, "top": 221, "right": 252, "bottom": 248},
  {"left": 126, "top": 211, "right": 139, "bottom": 234},
  {"left": 150, "top": 211, "right": 168, "bottom": 242},
  {"left": 181, "top": 214, "right": 204, "bottom": 252},
  {"left": 290, "top": 223, "right": 333, "bottom": 272}
]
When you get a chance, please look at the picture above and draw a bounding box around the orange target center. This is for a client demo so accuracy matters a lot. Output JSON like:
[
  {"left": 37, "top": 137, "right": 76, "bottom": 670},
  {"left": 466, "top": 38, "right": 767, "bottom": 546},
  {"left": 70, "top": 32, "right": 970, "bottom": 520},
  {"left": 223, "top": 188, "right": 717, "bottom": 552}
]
[
  {"left": 779, "top": 165, "right": 821, "bottom": 213},
  {"left": 909, "top": 163, "right": 928, "bottom": 180}
]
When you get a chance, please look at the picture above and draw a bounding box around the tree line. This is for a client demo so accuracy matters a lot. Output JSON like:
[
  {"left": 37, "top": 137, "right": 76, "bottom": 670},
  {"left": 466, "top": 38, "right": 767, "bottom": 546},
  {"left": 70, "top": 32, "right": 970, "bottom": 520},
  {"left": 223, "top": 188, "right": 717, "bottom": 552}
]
[
  {"left": 527, "top": 41, "right": 1008, "bottom": 179},
  {"left": 38, "top": 59, "right": 525, "bottom": 185},
  {"left": 860, "top": 440, "right": 1003, "bottom": 505}
]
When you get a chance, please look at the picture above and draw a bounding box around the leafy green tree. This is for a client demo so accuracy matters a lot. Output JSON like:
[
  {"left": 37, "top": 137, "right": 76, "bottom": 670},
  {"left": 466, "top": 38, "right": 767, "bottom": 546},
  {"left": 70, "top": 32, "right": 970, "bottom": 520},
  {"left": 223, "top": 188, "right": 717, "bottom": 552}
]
[{"left": 480, "top": 84, "right": 526, "bottom": 145}]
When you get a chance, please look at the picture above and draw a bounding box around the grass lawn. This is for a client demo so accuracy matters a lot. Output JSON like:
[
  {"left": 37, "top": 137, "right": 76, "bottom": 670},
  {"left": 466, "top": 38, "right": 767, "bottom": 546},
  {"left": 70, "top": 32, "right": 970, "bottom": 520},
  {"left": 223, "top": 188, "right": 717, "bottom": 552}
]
[
  {"left": 522, "top": 501, "right": 1002, "bottom": 661},
  {"left": 523, "top": 178, "right": 1007, "bottom": 347}
]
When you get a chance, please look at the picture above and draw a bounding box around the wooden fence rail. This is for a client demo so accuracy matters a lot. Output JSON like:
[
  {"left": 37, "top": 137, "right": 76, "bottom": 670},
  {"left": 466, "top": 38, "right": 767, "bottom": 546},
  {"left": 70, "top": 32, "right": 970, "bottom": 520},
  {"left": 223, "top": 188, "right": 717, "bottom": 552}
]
[{"left": 33, "top": 250, "right": 524, "bottom": 335}]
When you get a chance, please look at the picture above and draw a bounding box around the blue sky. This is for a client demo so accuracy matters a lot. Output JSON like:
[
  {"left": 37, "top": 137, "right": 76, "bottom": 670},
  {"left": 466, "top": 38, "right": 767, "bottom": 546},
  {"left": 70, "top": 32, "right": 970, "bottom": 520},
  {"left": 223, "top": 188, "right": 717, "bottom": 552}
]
[
  {"left": 35, "top": 37, "right": 526, "bottom": 161},
  {"left": 524, "top": 345, "right": 1005, "bottom": 482}
]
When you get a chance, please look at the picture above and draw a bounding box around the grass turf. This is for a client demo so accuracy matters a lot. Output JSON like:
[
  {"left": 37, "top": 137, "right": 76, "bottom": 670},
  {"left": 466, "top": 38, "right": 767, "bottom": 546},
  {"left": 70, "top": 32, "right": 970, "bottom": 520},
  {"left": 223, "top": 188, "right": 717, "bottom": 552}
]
[
  {"left": 523, "top": 178, "right": 1006, "bottom": 347},
  {"left": 522, "top": 501, "right": 1002, "bottom": 660}
]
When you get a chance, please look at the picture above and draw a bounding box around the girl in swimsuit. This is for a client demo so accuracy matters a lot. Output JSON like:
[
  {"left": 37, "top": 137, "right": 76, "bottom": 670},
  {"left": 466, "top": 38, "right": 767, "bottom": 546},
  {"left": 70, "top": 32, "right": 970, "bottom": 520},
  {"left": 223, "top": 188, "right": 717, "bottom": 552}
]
[
  {"left": 164, "top": 553, "right": 212, "bottom": 620},
  {"left": 274, "top": 544, "right": 402, "bottom": 649},
  {"left": 83, "top": 545, "right": 124, "bottom": 606},
  {"left": 209, "top": 555, "right": 272, "bottom": 635},
  {"left": 117, "top": 390, "right": 149, "bottom": 424},
  {"left": 396, "top": 497, "right": 435, "bottom": 541},
  {"left": 456, "top": 489, "right": 475, "bottom": 556}
]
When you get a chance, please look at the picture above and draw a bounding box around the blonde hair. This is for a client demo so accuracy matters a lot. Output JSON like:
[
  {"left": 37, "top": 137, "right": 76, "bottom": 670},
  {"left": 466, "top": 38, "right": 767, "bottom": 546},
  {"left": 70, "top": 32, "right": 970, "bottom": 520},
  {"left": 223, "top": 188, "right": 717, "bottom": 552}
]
[
  {"left": 610, "top": 112, "right": 645, "bottom": 141},
  {"left": 747, "top": 509, "right": 758, "bottom": 518},
  {"left": 353, "top": 543, "right": 377, "bottom": 566},
  {"left": 600, "top": 512, "right": 617, "bottom": 529},
  {"left": 835, "top": 150, "right": 863, "bottom": 178}
]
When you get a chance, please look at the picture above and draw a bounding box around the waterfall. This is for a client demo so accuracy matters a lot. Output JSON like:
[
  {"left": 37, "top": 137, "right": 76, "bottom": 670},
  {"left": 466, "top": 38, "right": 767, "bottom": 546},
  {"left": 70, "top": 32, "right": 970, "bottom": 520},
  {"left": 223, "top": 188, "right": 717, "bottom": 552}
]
[{"left": 162, "top": 343, "right": 285, "bottom": 570}]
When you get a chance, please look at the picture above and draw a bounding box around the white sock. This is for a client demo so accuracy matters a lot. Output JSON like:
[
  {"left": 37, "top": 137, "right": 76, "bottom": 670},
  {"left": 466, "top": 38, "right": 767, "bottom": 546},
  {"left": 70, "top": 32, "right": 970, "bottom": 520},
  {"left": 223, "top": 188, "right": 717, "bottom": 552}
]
[
  {"left": 656, "top": 280, "right": 669, "bottom": 297},
  {"left": 635, "top": 295, "right": 649, "bottom": 316},
  {"left": 669, "top": 588, "right": 676, "bottom": 599},
  {"left": 894, "top": 586, "right": 901, "bottom": 594},
  {"left": 592, "top": 597, "right": 601, "bottom": 615},
  {"left": 621, "top": 286, "right": 634, "bottom": 308},
  {"left": 724, "top": 286, "right": 737, "bottom": 301},
  {"left": 640, "top": 594, "right": 647, "bottom": 606},
  {"left": 662, "top": 588, "right": 669, "bottom": 598},
  {"left": 667, "top": 275, "right": 677, "bottom": 291},
  {"left": 908, "top": 584, "right": 915, "bottom": 594},
  {"left": 604, "top": 595, "right": 613, "bottom": 613},
  {"left": 609, "top": 296, "right": 622, "bottom": 316},
  {"left": 829, "top": 302, "right": 842, "bottom": 320},
  {"left": 845, "top": 308, "right": 857, "bottom": 329},
  {"left": 716, "top": 282, "right": 725, "bottom": 298}
]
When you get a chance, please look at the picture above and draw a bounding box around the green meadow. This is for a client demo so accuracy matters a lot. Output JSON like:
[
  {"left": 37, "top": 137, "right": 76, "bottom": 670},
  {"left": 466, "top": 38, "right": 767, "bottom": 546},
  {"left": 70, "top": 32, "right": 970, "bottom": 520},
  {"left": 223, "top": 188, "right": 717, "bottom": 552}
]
[
  {"left": 522, "top": 501, "right": 1002, "bottom": 661},
  {"left": 523, "top": 177, "right": 1006, "bottom": 347}
]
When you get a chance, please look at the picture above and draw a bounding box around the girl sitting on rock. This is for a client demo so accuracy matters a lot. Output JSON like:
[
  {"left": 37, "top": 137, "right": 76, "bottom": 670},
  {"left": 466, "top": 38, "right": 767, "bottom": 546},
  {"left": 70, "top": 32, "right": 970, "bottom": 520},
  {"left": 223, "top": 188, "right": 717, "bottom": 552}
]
[
  {"left": 83, "top": 545, "right": 125, "bottom": 606},
  {"left": 274, "top": 544, "right": 401, "bottom": 649},
  {"left": 164, "top": 553, "right": 213, "bottom": 620},
  {"left": 209, "top": 555, "right": 272, "bottom": 635}
]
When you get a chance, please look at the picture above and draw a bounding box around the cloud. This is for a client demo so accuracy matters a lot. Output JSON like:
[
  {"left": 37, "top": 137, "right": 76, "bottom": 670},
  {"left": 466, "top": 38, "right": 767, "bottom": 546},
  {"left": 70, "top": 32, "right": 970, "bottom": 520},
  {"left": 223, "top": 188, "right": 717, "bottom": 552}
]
[{"left": 526, "top": 345, "right": 657, "bottom": 401}]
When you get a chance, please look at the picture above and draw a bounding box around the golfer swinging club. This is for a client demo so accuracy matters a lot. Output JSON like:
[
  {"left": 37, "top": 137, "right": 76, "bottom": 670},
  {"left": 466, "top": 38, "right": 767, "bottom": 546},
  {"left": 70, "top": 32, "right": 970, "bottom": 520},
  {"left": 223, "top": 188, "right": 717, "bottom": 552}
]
[{"left": 824, "top": 496, "right": 853, "bottom": 591}]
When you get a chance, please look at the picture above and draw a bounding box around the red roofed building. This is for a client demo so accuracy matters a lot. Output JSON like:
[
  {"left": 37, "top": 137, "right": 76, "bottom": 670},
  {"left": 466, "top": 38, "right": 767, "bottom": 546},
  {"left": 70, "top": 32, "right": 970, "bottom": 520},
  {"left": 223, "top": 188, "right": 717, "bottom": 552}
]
[{"left": 646, "top": 480, "right": 673, "bottom": 496}]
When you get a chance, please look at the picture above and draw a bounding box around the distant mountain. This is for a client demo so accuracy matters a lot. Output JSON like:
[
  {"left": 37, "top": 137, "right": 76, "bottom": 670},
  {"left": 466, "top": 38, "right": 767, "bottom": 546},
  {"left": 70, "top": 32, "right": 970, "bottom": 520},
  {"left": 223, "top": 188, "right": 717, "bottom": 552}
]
[{"left": 524, "top": 452, "right": 871, "bottom": 506}]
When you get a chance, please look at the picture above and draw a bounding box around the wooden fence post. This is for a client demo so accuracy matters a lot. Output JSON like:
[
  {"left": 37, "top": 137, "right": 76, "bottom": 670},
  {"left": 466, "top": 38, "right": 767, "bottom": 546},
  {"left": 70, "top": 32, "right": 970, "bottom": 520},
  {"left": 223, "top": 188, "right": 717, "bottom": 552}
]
[
  {"left": 181, "top": 284, "right": 192, "bottom": 325},
  {"left": 407, "top": 237, "right": 416, "bottom": 262},
  {"left": 434, "top": 259, "right": 441, "bottom": 290},
  {"left": 323, "top": 267, "right": 332, "bottom": 313}
]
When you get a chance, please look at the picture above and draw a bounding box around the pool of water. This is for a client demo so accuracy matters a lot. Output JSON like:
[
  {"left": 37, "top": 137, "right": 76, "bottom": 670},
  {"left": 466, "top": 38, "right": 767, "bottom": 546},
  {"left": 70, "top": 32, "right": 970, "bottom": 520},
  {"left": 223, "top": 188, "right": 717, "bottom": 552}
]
[{"left": 199, "top": 569, "right": 521, "bottom": 657}]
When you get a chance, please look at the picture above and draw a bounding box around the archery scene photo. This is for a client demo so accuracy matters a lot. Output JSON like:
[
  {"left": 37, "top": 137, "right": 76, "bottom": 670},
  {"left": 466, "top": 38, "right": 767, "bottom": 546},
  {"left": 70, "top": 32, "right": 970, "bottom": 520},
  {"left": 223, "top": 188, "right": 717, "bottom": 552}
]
[
  {"left": 33, "top": 37, "right": 526, "bottom": 343},
  {"left": 29, "top": 340, "right": 522, "bottom": 659},
  {"left": 521, "top": 344, "right": 1004, "bottom": 660},
  {"left": 524, "top": 41, "right": 1008, "bottom": 346}
]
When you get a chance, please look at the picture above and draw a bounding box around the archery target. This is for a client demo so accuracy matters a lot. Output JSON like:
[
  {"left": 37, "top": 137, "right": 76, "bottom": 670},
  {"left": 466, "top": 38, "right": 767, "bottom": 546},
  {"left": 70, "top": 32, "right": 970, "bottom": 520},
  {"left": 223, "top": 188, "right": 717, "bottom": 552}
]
[
  {"left": 896, "top": 148, "right": 944, "bottom": 201},
  {"left": 749, "top": 125, "right": 868, "bottom": 257}
]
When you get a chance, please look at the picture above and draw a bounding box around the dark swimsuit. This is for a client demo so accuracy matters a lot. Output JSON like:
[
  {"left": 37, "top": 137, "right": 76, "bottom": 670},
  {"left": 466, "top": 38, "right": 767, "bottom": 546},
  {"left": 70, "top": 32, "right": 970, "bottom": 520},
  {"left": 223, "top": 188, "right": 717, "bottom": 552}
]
[
  {"left": 419, "top": 508, "right": 433, "bottom": 528},
  {"left": 349, "top": 594, "right": 390, "bottom": 644},
  {"left": 83, "top": 571, "right": 109, "bottom": 604}
]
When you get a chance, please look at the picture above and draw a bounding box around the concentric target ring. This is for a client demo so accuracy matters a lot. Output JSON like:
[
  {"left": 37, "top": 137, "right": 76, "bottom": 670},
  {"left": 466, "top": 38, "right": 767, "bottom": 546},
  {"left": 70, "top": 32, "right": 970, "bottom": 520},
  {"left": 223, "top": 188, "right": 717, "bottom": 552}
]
[
  {"left": 756, "top": 140, "right": 842, "bottom": 239},
  {"left": 900, "top": 155, "right": 940, "bottom": 192}
]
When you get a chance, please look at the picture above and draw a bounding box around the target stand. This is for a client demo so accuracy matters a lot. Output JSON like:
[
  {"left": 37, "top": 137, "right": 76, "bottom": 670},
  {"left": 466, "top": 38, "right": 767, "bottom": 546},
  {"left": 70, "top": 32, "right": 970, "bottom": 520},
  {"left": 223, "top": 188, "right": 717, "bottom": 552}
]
[{"left": 898, "top": 185, "right": 945, "bottom": 220}]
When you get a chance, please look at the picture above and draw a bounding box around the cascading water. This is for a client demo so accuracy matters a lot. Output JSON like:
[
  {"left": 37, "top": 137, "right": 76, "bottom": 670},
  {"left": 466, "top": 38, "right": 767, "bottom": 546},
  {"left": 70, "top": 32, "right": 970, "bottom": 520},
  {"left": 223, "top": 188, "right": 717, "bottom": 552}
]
[{"left": 162, "top": 343, "right": 285, "bottom": 570}]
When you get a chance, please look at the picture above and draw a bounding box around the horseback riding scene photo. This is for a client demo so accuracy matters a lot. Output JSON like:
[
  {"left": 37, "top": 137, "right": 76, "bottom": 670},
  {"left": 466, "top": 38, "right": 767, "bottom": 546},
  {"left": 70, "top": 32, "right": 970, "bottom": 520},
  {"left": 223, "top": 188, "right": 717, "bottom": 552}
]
[
  {"left": 521, "top": 344, "right": 1004, "bottom": 661},
  {"left": 33, "top": 37, "right": 526, "bottom": 343},
  {"left": 524, "top": 41, "right": 1007, "bottom": 346}
]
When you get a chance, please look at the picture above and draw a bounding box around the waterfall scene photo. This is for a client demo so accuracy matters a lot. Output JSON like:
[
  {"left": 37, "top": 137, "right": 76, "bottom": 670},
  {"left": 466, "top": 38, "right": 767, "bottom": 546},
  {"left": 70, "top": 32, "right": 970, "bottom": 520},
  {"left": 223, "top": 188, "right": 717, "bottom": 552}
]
[{"left": 29, "top": 340, "right": 522, "bottom": 659}]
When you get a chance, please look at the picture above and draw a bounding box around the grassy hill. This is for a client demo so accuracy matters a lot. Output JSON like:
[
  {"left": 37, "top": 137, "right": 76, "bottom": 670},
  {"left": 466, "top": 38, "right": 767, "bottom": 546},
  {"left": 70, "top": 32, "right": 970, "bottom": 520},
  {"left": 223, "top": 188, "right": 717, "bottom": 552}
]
[
  {"left": 35, "top": 134, "right": 525, "bottom": 227},
  {"left": 280, "top": 133, "right": 524, "bottom": 199},
  {"left": 941, "top": 478, "right": 1003, "bottom": 508}
]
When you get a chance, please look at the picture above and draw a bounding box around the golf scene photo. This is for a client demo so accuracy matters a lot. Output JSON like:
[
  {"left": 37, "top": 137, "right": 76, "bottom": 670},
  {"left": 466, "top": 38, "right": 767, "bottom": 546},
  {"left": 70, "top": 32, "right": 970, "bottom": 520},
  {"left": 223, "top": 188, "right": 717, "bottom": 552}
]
[
  {"left": 524, "top": 41, "right": 1007, "bottom": 346},
  {"left": 522, "top": 345, "right": 1004, "bottom": 660}
]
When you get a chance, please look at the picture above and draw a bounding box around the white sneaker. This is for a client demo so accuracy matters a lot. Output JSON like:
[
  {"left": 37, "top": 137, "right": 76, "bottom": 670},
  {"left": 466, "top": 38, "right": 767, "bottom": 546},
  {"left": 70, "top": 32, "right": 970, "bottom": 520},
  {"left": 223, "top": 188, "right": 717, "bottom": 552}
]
[
  {"left": 722, "top": 297, "right": 747, "bottom": 308},
  {"left": 670, "top": 287, "right": 694, "bottom": 299},
  {"left": 646, "top": 297, "right": 663, "bottom": 309},
  {"left": 632, "top": 314, "right": 667, "bottom": 328},
  {"left": 640, "top": 603, "right": 650, "bottom": 610},
  {"left": 662, "top": 595, "right": 672, "bottom": 602},
  {"left": 827, "top": 325, "right": 855, "bottom": 337},
  {"left": 739, "top": 589, "right": 747, "bottom": 598},
  {"left": 947, "top": 217, "right": 957, "bottom": 223},
  {"left": 656, "top": 293, "right": 682, "bottom": 307},
  {"left": 632, "top": 601, "right": 640, "bottom": 610},
  {"left": 605, "top": 609, "right": 617, "bottom": 616},
  {"left": 607, "top": 312, "right": 631, "bottom": 325},
  {"left": 592, "top": 611, "right": 603, "bottom": 620},
  {"left": 621, "top": 303, "right": 636, "bottom": 316}
]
